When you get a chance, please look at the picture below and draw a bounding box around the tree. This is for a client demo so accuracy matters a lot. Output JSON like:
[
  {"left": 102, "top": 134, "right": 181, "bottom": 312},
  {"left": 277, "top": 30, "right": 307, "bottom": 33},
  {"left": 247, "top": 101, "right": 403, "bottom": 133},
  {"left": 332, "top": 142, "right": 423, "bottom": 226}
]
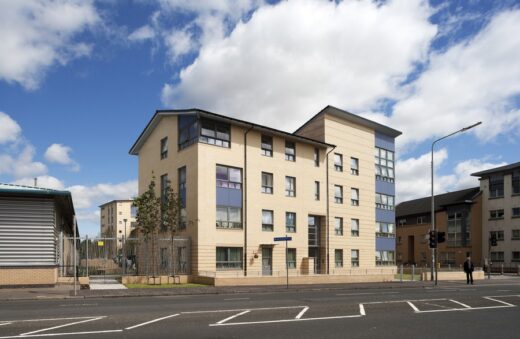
[
  {"left": 133, "top": 176, "right": 161, "bottom": 278},
  {"left": 161, "top": 180, "right": 182, "bottom": 277}
]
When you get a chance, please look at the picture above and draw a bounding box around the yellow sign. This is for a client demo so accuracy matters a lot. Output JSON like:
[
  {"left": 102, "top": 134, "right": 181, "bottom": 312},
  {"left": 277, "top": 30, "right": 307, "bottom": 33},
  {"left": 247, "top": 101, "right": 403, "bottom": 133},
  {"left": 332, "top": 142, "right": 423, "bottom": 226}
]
[{"left": 97, "top": 241, "right": 104, "bottom": 246}]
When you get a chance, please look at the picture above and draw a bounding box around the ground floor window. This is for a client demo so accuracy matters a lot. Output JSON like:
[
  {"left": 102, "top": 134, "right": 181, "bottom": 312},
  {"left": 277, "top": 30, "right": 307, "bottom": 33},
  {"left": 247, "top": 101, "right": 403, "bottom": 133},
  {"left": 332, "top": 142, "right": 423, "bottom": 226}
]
[
  {"left": 490, "top": 251, "right": 504, "bottom": 262},
  {"left": 512, "top": 251, "right": 520, "bottom": 262},
  {"left": 335, "top": 249, "right": 343, "bottom": 268},
  {"left": 375, "top": 250, "right": 395, "bottom": 266},
  {"left": 351, "top": 249, "right": 359, "bottom": 267},
  {"left": 216, "top": 247, "right": 243, "bottom": 270},
  {"left": 439, "top": 252, "right": 456, "bottom": 266},
  {"left": 287, "top": 248, "right": 296, "bottom": 268}
]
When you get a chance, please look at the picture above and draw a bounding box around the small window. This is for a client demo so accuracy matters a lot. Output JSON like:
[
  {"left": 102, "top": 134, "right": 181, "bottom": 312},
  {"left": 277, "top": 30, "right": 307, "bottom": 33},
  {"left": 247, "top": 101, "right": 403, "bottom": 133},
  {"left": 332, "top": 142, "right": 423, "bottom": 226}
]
[
  {"left": 285, "top": 141, "right": 295, "bottom": 161},
  {"left": 335, "top": 217, "right": 343, "bottom": 235},
  {"left": 489, "top": 209, "right": 504, "bottom": 219},
  {"left": 216, "top": 206, "right": 242, "bottom": 229},
  {"left": 262, "top": 210, "right": 273, "bottom": 232},
  {"left": 334, "top": 185, "right": 343, "bottom": 204},
  {"left": 513, "top": 207, "right": 520, "bottom": 218},
  {"left": 512, "top": 251, "right": 520, "bottom": 262},
  {"left": 314, "top": 181, "right": 320, "bottom": 201},
  {"left": 261, "top": 135, "right": 273, "bottom": 157},
  {"left": 334, "top": 153, "right": 343, "bottom": 172},
  {"left": 335, "top": 249, "right": 343, "bottom": 268},
  {"left": 350, "top": 157, "right": 359, "bottom": 175},
  {"left": 262, "top": 172, "right": 273, "bottom": 194},
  {"left": 286, "top": 212, "right": 296, "bottom": 233},
  {"left": 287, "top": 248, "right": 296, "bottom": 269},
  {"left": 351, "top": 249, "right": 359, "bottom": 267},
  {"left": 285, "top": 176, "right": 296, "bottom": 197},
  {"left": 314, "top": 148, "right": 320, "bottom": 167},
  {"left": 351, "top": 188, "right": 359, "bottom": 206},
  {"left": 490, "top": 251, "right": 504, "bottom": 262},
  {"left": 512, "top": 229, "right": 520, "bottom": 240},
  {"left": 490, "top": 230, "right": 504, "bottom": 241},
  {"left": 351, "top": 219, "right": 359, "bottom": 237},
  {"left": 160, "top": 137, "right": 168, "bottom": 159},
  {"left": 417, "top": 216, "right": 426, "bottom": 224}
]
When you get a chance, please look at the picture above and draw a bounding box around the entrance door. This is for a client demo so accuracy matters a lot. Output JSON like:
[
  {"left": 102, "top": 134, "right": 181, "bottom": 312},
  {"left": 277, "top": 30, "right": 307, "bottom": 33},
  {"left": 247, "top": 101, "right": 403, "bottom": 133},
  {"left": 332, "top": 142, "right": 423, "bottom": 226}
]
[
  {"left": 262, "top": 247, "right": 272, "bottom": 276},
  {"left": 309, "top": 247, "right": 320, "bottom": 274}
]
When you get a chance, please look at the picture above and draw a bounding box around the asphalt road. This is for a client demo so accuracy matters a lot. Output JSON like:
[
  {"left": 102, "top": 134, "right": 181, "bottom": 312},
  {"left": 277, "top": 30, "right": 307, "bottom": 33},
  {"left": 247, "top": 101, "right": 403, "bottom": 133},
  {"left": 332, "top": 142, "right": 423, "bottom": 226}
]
[{"left": 1, "top": 279, "right": 520, "bottom": 339}]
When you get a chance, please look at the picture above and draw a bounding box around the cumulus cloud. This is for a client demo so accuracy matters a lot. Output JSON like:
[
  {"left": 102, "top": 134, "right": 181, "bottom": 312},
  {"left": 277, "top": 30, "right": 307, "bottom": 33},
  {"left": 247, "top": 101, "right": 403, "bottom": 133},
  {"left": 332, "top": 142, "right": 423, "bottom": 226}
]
[
  {"left": 44, "top": 143, "right": 80, "bottom": 171},
  {"left": 0, "top": 112, "right": 22, "bottom": 144},
  {"left": 161, "top": 0, "right": 436, "bottom": 131},
  {"left": 12, "top": 175, "right": 65, "bottom": 190},
  {"left": 128, "top": 25, "right": 156, "bottom": 41},
  {"left": 68, "top": 180, "right": 138, "bottom": 209},
  {"left": 0, "top": 0, "right": 100, "bottom": 89},
  {"left": 0, "top": 145, "right": 47, "bottom": 179}
]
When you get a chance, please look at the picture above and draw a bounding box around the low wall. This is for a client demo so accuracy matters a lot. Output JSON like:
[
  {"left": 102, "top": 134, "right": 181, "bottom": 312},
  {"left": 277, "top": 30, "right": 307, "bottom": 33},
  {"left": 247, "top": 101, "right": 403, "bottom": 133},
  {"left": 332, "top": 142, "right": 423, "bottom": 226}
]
[
  {"left": 422, "top": 270, "right": 485, "bottom": 281},
  {"left": 0, "top": 267, "right": 57, "bottom": 286},
  {"left": 122, "top": 275, "right": 189, "bottom": 284}
]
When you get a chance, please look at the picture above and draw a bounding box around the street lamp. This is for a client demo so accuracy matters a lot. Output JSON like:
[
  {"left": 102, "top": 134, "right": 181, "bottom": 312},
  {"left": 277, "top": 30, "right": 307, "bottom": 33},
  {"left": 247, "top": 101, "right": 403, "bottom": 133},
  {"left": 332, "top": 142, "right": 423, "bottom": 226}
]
[
  {"left": 123, "top": 218, "right": 127, "bottom": 275},
  {"left": 431, "top": 121, "right": 481, "bottom": 285}
]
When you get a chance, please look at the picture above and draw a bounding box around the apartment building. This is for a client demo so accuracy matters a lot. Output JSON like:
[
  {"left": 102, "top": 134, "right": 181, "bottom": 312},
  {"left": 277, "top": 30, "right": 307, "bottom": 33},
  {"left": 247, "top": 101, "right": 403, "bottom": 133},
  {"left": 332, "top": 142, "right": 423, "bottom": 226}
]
[
  {"left": 395, "top": 187, "right": 482, "bottom": 268},
  {"left": 129, "top": 106, "right": 401, "bottom": 282},
  {"left": 472, "top": 162, "right": 520, "bottom": 271},
  {"left": 99, "top": 200, "right": 136, "bottom": 257}
]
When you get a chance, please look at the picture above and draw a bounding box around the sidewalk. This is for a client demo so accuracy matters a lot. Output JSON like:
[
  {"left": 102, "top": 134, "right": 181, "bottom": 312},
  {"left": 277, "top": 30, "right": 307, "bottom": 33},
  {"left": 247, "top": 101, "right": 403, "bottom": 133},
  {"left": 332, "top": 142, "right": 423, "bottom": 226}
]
[{"left": 1, "top": 275, "right": 518, "bottom": 301}]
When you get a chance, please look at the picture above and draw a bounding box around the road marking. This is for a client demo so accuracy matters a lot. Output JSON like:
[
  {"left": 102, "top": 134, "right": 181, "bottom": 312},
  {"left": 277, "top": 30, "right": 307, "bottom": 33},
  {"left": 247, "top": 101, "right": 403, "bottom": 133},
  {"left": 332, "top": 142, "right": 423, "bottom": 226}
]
[
  {"left": 125, "top": 314, "right": 179, "bottom": 330},
  {"left": 209, "top": 314, "right": 363, "bottom": 327},
  {"left": 363, "top": 298, "right": 446, "bottom": 305},
  {"left": 483, "top": 297, "right": 516, "bottom": 307},
  {"left": 0, "top": 323, "right": 11, "bottom": 327},
  {"left": 0, "top": 317, "right": 102, "bottom": 323},
  {"left": 223, "top": 298, "right": 250, "bottom": 301},
  {"left": 59, "top": 303, "right": 98, "bottom": 307},
  {"left": 0, "top": 330, "right": 122, "bottom": 339},
  {"left": 425, "top": 289, "right": 457, "bottom": 292},
  {"left": 337, "top": 292, "right": 375, "bottom": 296},
  {"left": 217, "top": 310, "right": 250, "bottom": 325},
  {"left": 449, "top": 300, "right": 471, "bottom": 308},
  {"left": 498, "top": 290, "right": 511, "bottom": 292},
  {"left": 20, "top": 317, "right": 104, "bottom": 336},
  {"left": 295, "top": 307, "right": 309, "bottom": 319},
  {"left": 406, "top": 301, "right": 420, "bottom": 312},
  {"left": 182, "top": 305, "right": 307, "bottom": 314},
  {"left": 359, "top": 304, "right": 366, "bottom": 316}
]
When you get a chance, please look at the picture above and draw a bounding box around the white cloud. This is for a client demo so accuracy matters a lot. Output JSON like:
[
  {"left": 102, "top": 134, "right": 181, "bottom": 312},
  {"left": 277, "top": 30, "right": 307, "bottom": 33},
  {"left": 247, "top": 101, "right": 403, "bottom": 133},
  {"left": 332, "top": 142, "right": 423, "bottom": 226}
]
[
  {"left": 0, "top": 0, "right": 100, "bottom": 89},
  {"left": 161, "top": 0, "right": 437, "bottom": 131},
  {"left": 44, "top": 143, "right": 80, "bottom": 171},
  {"left": 12, "top": 175, "right": 65, "bottom": 190},
  {"left": 68, "top": 180, "right": 137, "bottom": 209},
  {"left": 0, "top": 112, "right": 21, "bottom": 144},
  {"left": 164, "top": 29, "right": 196, "bottom": 60},
  {"left": 128, "top": 25, "right": 156, "bottom": 41},
  {"left": 0, "top": 145, "right": 47, "bottom": 179}
]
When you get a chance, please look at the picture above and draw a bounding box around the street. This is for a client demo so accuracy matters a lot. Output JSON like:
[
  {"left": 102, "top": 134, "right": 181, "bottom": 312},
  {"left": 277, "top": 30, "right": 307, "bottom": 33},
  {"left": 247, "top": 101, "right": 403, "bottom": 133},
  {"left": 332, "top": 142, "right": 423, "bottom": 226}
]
[{"left": 1, "top": 279, "right": 519, "bottom": 339}]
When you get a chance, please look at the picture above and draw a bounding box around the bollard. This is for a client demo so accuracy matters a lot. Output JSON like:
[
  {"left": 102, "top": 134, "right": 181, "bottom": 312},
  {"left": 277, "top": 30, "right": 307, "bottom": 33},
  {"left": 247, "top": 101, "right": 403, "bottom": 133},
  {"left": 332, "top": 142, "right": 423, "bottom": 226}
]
[
  {"left": 411, "top": 265, "right": 415, "bottom": 281},
  {"left": 501, "top": 263, "right": 504, "bottom": 275},
  {"left": 400, "top": 264, "right": 403, "bottom": 282}
]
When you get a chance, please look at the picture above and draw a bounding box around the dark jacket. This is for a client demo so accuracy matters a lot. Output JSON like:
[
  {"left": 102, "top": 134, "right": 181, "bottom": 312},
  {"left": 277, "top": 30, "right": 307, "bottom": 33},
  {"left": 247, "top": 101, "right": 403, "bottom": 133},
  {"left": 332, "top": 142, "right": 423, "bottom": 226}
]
[{"left": 463, "top": 260, "right": 474, "bottom": 273}]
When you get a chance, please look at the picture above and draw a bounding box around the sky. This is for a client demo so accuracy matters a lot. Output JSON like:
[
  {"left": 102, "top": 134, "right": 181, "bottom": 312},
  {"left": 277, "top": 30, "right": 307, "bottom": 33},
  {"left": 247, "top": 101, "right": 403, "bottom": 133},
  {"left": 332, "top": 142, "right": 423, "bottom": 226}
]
[{"left": 1, "top": 0, "right": 519, "bottom": 237}]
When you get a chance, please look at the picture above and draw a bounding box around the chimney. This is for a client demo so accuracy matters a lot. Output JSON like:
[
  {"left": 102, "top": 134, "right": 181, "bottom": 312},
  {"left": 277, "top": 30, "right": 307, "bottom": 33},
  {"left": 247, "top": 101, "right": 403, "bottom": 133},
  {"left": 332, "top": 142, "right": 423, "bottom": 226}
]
[{"left": 34, "top": 178, "right": 37, "bottom": 187}]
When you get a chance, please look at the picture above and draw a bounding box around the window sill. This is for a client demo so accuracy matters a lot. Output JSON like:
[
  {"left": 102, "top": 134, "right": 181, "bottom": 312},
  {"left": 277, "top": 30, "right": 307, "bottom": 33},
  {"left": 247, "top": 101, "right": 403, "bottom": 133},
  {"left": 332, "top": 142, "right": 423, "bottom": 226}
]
[
  {"left": 489, "top": 196, "right": 504, "bottom": 200},
  {"left": 216, "top": 227, "right": 243, "bottom": 231},
  {"left": 488, "top": 218, "right": 504, "bottom": 221}
]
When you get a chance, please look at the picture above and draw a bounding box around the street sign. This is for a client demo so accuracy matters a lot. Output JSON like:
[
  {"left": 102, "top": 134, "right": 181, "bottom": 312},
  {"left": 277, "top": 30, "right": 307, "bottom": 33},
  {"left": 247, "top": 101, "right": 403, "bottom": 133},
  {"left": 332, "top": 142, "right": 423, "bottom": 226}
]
[
  {"left": 274, "top": 236, "right": 292, "bottom": 241},
  {"left": 97, "top": 241, "right": 104, "bottom": 246}
]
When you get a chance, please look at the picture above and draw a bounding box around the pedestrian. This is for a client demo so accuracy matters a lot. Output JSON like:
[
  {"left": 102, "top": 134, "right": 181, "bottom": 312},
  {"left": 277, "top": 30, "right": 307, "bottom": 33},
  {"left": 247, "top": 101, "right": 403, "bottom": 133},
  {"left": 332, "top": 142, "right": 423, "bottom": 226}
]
[{"left": 463, "top": 256, "right": 474, "bottom": 284}]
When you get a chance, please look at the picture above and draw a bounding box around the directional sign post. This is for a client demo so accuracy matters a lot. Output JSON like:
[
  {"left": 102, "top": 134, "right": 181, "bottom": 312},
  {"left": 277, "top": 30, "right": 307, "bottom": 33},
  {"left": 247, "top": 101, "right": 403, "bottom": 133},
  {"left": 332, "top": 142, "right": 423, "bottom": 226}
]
[{"left": 274, "top": 235, "right": 292, "bottom": 289}]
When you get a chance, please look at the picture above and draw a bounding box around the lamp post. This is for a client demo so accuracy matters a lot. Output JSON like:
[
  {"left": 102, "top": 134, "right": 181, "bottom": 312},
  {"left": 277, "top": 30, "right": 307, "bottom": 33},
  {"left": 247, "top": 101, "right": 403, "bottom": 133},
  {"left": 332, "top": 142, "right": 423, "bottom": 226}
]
[
  {"left": 431, "top": 121, "right": 481, "bottom": 285},
  {"left": 123, "top": 218, "right": 127, "bottom": 275}
]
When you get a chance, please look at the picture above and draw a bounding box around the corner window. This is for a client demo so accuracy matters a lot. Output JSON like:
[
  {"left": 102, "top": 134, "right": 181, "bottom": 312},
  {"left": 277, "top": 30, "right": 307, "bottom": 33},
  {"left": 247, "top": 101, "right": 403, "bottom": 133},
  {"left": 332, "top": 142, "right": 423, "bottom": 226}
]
[
  {"left": 314, "top": 148, "right": 320, "bottom": 167},
  {"left": 351, "top": 219, "right": 359, "bottom": 237},
  {"left": 262, "top": 210, "right": 273, "bottom": 232},
  {"left": 200, "top": 118, "right": 230, "bottom": 148},
  {"left": 334, "top": 217, "right": 343, "bottom": 236},
  {"left": 285, "top": 141, "right": 295, "bottom": 161},
  {"left": 335, "top": 249, "right": 343, "bottom": 268},
  {"left": 285, "top": 176, "right": 296, "bottom": 197},
  {"left": 351, "top": 249, "right": 359, "bottom": 267},
  {"left": 216, "top": 206, "right": 242, "bottom": 229},
  {"left": 375, "top": 147, "right": 394, "bottom": 182},
  {"left": 160, "top": 137, "right": 168, "bottom": 159},
  {"left": 350, "top": 157, "right": 359, "bottom": 175},
  {"left": 286, "top": 212, "right": 296, "bottom": 233},
  {"left": 376, "top": 250, "right": 395, "bottom": 266},
  {"left": 334, "top": 185, "right": 343, "bottom": 204},
  {"left": 375, "top": 193, "right": 394, "bottom": 210},
  {"left": 261, "top": 135, "right": 273, "bottom": 157},
  {"left": 287, "top": 248, "right": 296, "bottom": 268},
  {"left": 261, "top": 172, "right": 273, "bottom": 194},
  {"left": 351, "top": 188, "right": 360, "bottom": 206},
  {"left": 376, "top": 222, "right": 395, "bottom": 238},
  {"left": 334, "top": 153, "right": 343, "bottom": 172},
  {"left": 216, "top": 165, "right": 242, "bottom": 189}
]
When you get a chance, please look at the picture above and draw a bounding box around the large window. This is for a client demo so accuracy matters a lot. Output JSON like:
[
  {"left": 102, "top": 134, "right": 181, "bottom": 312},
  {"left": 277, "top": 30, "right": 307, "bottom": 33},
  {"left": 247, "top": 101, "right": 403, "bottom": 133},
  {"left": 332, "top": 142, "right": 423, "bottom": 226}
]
[
  {"left": 314, "top": 181, "right": 320, "bottom": 201},
  {"left": 216, "top": 247, "right": 243, "bottom": 270},
  {"left": 178, "top": 167, "right": 187, "bottom": 229},
  {"left": 262, "top": 210, "right": 273, "bottom": 232},
  {"left": 334, "top": 185, "right": 343, "bottom": 204},
  {"left": 285, "top": 176, "right": 296, "bottom": 197},
  {"left": 261, "top": 135, "right": 273, "bottom": 157},
  {"left": 375, "top": 193, "right": 394, "bottom": 210},
  {"left": 334, "top": 217, "right": 343, "bottom": 236},
  {"left": 285, "top": 141, "right": 295, "bottom": 161},
  {"left": 200, "top": 118, "right": 230, "bottom": 148},
  {"left": 489, "top": 175, "right": 504, "bottom": 198},
  {"left": 160, "top": 137, "right": 168, "bottom": 159},
  {"left": 376, "top": 222, "right": 395, "bottom": 238},
  {"left": 216, "top": 206, "right": 242, "bottom": 229},
  {"left": 513, "top": 170, "right": 520, "bottom": 194},
  {"left": 351, "top": 188, "right": 360, "bottom": 206},
  {"left": 160, "top": 174, "right": 168, "bottom": 206},
  {"left": 490, "top": 209, "right": 504, "bottom": 219},
  {"left": 216, "top": 165, "right": 242, "bottom": 189},
  {"left": 375, "top": 147, "right": 394, "bottom": 182},
  {"left": 351, "top": 219, "right": 359, "bottom": 237},
  {"left": 286, "top": 212, "right": 296, "bottom": 233},
  {"left": 351, "top": 157, "right": 359, "bottom": 175},
  {"left": 447, "top": 212, "right": 464, "bottom": 247},
  {"left": 178, "top": 115, "right": 199, "bottom": 150},
  {"left": 490, "top": 251, "right": 504, "bottom": 262},
  {"left": 334, "top": 153, "right": 343, "bottom": 172},
  {"left": 351, "top": 249, "right": 359, "bottom": 267},
  {"left": 335, "top": 249, "right": 343, "bottom": 268},
  {"left": 262, "top": 172, "right": 273, "bottom": 194},
  {"left": 287, "top": 248, "right": 296, "bottom": 268},
  {"left": 375, "top": 250, "right": 395, "bottom": 266}
]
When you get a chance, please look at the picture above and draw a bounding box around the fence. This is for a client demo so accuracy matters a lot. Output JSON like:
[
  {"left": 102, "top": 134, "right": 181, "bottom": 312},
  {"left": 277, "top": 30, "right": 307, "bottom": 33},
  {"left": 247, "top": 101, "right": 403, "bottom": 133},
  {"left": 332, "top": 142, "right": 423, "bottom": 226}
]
[{"left": 61, "top": 236, "right": 191, "bottom": 277}]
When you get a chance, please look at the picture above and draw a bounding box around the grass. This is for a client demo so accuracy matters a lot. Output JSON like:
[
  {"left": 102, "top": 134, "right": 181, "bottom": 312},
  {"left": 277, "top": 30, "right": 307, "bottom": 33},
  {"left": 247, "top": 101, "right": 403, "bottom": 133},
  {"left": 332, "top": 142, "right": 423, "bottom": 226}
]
[
  {"left": 394, "top": 274, "right": 422, "bottom": 281},
  {"left": 125, "top": 283, "right": 208, "bottom": 289}
]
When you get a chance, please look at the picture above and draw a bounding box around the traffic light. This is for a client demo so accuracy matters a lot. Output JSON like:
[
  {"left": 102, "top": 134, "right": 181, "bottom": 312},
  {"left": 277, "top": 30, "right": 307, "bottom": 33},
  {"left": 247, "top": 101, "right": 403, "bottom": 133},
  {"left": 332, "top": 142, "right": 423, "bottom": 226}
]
[
  {"left": 429, "top": 230, "right": 437, "bottom": 248},
  {"left": 490, "top": 234, "right": 497, "bottom": 246},
  {"left": 437, "top": 231, "right": 446, "bottom": 244}
]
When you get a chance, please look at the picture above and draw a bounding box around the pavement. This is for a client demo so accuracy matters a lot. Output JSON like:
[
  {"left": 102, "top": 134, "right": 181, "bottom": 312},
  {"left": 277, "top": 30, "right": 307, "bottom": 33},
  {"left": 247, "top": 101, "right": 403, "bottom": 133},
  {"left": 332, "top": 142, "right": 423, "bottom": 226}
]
[{"left": 0, "top": 274, "right": 518, "bottom": 301}]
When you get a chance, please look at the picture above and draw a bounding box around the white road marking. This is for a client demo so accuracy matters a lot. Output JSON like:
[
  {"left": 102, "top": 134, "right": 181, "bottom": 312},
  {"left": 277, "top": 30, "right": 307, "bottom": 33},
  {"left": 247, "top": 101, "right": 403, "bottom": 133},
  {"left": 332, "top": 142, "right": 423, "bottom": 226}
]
[
  {"left": 359, "top": 304, "right": 366, "bottom": 316},
  {"left": 125, "top": 314, "right": 180, "bottom": 330},
  {"left": 449, "top": 300, "right": 471, "bottom": 308},
  {"left": 406, "top": 301, "right": 420, "bottom": 312},
  {"left": 0, "top": 323, "right": 11, "bottom": 327},
  {"left": 0, "top": 330, "right": 122, "bottom": 338},
  {"left": 209, "top": 314, "right": 363, "bottom": 327},
  {"left": 20, "top": 317, "right": 104, "bottom": 336},
  {"left": 295, "top": 307, "right": 309, "bottom": 319},
  {"left": 498, "top": 290, "right": 511, "bottom": 292},
  {"left": 337, "top": 292, "right": 375, "bottom": 296},
  {"left": 483, "top": 297, "right": 516, "bottom": 307},
  {"left": 59, "top": 304, "right": 98, "bottom": 307},
  {"left": 362, "top": 298, "right": 446, "bottom": 305},
  {"left": 217, "top": 310, "right": 250, "bottom": 325},
  {"left": 182, "top": 305, "right": 307, "bottom": 314},
  {"left": 223, "top": 298, "right": 250, "bottom": 301},
  {"left": 1, "top": 317, "right": 102, "bottom": 323}
]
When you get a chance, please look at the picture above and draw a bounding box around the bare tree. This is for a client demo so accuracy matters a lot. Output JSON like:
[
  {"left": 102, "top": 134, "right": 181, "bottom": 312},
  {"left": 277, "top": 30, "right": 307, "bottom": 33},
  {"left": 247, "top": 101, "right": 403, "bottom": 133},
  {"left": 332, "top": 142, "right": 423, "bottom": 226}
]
[{"left": 161, "top": 179, "right": 182, "bottom": 277}]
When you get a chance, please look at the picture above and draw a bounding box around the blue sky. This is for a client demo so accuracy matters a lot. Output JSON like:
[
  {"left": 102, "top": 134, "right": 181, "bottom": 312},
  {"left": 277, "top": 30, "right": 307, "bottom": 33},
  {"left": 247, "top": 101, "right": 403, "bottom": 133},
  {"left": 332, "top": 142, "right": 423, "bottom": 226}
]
[{"left": 1, "top": 0, "right": 519, "bottom": 237}]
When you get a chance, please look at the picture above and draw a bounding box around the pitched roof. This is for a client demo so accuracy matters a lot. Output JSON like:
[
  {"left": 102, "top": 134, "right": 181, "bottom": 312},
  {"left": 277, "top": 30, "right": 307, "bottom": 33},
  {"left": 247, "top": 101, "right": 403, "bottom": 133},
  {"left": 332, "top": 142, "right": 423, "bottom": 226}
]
[
  {"left": 0, "top": 183, "right": 71, "bottom": 196},
  {"left": 396, "top": 187, "right": 480, "bottom": 217},
  {"left": 294, "top": 105, "right": 402, "bottom": 138},
  {"left": 471, "top": 161, "right": 520, "bottom": 177}
]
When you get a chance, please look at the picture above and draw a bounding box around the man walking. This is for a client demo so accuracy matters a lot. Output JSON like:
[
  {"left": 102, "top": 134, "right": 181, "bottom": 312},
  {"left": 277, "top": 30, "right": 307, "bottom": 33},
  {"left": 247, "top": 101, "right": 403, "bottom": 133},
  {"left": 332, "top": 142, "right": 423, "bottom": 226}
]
[{"left": 463, "top": 256, "right": 474, "bottom": 284}]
